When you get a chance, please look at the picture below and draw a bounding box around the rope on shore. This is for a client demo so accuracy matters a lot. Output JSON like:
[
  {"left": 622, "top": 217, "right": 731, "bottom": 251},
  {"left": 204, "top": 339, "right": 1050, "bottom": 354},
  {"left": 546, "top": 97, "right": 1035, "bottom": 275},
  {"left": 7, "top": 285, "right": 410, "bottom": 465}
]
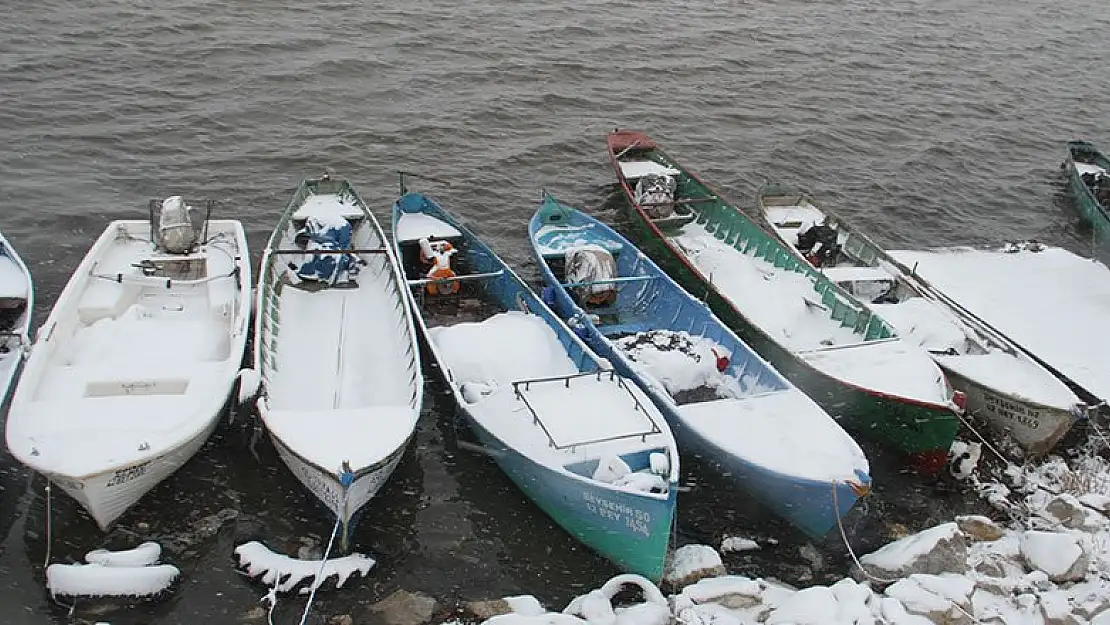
[{"left": 44, "top": 482, "right": 53, "bottom": 569}]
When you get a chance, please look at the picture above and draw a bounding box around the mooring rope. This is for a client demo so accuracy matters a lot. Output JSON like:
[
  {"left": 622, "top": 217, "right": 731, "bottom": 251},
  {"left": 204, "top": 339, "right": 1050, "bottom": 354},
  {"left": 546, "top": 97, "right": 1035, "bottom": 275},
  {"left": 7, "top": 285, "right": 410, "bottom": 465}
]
[
  {"left": 43, "top": 482, "right": 52, "bottom": 570},
  {"left": 297, "top": 466, "right": 356, "bottom": 625}
]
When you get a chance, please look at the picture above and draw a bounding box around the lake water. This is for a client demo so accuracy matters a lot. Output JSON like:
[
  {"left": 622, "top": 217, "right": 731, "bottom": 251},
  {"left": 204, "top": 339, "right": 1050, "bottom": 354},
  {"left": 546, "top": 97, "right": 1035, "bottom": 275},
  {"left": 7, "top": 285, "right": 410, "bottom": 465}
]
[{"left": 2, "top": 1, "right": 1109, "bottom": 623}]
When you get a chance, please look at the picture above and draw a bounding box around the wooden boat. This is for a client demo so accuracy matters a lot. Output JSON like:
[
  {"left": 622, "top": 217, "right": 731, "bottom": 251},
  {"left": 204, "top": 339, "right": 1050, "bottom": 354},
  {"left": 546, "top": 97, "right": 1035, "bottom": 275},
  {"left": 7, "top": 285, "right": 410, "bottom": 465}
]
[
  {"left": 757, "top": 183, "right": 1090, "bottom": 457},
  {"left": 391, "top": 181, "right": 679, "bottom": 581},
  {"left": 0, "top": 229, "right": 33, "bottom": 404},
  {"left": 606, "top": 129, "right": 961, "bottom": 475},
  {"left": 1062, "top": 140, "right": 1110, "bottom": 240},
  {"left": 6, "top": 198, "right": 251, "bottom": 529},
  {"left": 528, "top": 193, "right": 871, "bottom": 537},
  {"left": 255, "top": 175, "right": 422, "bottom": 550}
]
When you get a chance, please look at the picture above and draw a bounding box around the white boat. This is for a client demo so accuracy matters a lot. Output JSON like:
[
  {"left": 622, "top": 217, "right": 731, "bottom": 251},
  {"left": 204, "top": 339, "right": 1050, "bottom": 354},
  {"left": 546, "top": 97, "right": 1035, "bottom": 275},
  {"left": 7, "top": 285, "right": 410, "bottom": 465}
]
[
  {"left": 254, "top": 175, "right": 422, "bottom": 550},
  {"left": 758, "top": 184, "right": 1089, "bottom": 456},
  {"left": 0, "top": 229, "right": 33, "bottom": 404},
  {"left": 5, "top": 197, "right": 251, "bottom": 529}
]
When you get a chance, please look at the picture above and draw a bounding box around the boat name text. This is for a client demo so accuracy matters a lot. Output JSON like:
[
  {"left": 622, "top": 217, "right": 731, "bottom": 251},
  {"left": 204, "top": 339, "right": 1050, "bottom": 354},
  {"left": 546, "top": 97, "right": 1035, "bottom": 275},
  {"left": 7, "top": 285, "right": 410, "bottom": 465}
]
[{"left": 583, "top": 492, "right": 652, "bottom": 537}]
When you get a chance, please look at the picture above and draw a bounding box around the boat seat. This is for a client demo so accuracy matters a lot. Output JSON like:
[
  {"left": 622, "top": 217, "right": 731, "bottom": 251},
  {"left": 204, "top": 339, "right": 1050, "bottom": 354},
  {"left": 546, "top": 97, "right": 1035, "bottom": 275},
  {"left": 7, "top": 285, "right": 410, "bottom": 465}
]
[{"left": 78, "top": 280, "right": 140, "bottom": 325}]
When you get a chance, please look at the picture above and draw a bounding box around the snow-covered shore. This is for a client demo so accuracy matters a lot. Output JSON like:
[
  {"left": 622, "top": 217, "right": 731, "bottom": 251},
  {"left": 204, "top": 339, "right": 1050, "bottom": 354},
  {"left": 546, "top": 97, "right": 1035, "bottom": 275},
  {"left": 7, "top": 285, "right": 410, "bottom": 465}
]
[{"left": 461, "top": 440, "right": 1110, "bottom": 625}]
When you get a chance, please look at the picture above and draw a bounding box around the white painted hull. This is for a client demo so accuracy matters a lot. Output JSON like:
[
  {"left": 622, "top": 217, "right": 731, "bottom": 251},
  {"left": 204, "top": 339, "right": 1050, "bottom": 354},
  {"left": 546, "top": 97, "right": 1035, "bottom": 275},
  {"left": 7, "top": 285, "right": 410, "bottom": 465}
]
[
  {"left": 48, "top": 414, "right": 220, "bottom": 530},
  {"left": 0, "top": 228, "right": 33, "bottom": 405},
  {"left": 270, "top": 432, "right": 408, "bottom": 547},
  {"left": 942, "top": 366, "right": 1079, "bottom": 456}
]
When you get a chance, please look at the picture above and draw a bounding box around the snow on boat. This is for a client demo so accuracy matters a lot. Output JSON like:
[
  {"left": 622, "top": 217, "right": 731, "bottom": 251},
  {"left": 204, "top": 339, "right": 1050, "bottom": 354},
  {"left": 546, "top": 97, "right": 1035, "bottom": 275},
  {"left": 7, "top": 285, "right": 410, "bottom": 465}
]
[
  {"left": 5, "top": 197, "right": 250, "bottom": 530},
  {"left": 889, "top": 243, "right": 1110, "bottom": 414},
  {"left": 391, "top": 183, "right": 679, "bottom": 582},
  {"left": 528, "top": 194, "right": 871, "bottom": 538},
  {"left": 0, "top": 229, "right": 33, "bottom": 405},
  {"left": 757, "top": 184, "right": 1089, "bottom": 457},
  {"left": 1062, "top": 139, "right": 1110, "bottom": 245},
  {"left": 254, "top": 175, "right": 422, "bottom": 550},
  {"left": 606, "top": 129, "right": 960, "bottom": 475}
]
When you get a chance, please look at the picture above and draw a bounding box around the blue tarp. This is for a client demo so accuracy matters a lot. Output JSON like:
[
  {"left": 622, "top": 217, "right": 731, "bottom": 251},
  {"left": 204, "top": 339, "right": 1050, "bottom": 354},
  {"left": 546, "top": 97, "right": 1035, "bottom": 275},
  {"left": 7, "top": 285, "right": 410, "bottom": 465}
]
[{"left": 294, "top": 217, "right": 358, "bottom": 285}]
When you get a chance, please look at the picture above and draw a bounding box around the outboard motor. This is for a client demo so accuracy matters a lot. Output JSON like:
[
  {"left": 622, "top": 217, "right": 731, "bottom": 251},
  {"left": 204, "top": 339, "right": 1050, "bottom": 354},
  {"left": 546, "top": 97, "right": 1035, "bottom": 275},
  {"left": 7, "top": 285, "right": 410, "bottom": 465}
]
[
  {"left": 156, "top": 196, "right": 198, "bottom": 254},
  {"left": 634, "top": 174, "right": 677, "bottom": 219}
]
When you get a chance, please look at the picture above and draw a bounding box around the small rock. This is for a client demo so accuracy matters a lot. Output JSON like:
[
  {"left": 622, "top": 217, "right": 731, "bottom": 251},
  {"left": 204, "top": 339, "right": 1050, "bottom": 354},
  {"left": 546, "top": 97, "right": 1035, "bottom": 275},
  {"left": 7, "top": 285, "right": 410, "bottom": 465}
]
[
  {"left": 368, "top": 590, "right": 438, "bottom": 625},
  {"left": 798, "top": 543, "right": 825, "bottom": 572},
  {"left": 719, "top": 536, "right": 759, "bottom": 553},
  {"left": 1040, "top": 590, "right": 1082, "bottom": 625},
  {"left": 239, "top": 606, "right": 267, "bottom": 621},
  {"left": 664, "top": 545, "right": 726, "bottom": 589},
  {"left": 329, "top": 615, "right": 353, "bottom": 625},
  {"left": 956, "top": 515, "right": 1004, "bottom": 541},
  {"left": 464, "top": 599, "right": 512, "bottom": 620},
  {"left": 1045, "top": 495, "right": 1088, "bottom": 529}
]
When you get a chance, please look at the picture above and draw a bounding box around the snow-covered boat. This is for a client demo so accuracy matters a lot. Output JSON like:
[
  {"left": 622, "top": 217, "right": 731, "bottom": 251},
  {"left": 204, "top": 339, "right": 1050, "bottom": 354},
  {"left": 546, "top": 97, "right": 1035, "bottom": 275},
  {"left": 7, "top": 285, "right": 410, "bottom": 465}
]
[
  {"left": 254, "top": 175, "right": 421, "bottom": 550},
  {"left": 606, "top": 129, "right": 961, "bottom": 475},
  {"left": 1062, "top": 139, "right": 1110, "bottom": 245},
  {"left": 5, "top": 197, "right": 250, "bottom": 529},
  {"left": 757, "top": 184, "right": 1090, "bottom": 457},
  {"left": 391, "top": 182, "right": 679, "bottom": 581},
  {"left": 528, "top": 194, "right": 871, "bottom": 538},
  {"left": 0, "top": 229, "right": 33, "bottom": 404}
]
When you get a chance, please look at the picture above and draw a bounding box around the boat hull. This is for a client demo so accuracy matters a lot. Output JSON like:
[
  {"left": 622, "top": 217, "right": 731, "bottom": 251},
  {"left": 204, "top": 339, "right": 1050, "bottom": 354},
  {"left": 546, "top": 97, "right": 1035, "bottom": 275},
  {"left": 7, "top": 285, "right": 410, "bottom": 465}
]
[
  {"left": 622, "top": 204, "right": 957, "bottom": 475},
  {"left": 940, "top": 365, "right": 1077, "bottom": 456},
  {"left": 462, "top": 408, "right": 674, "bottom": 581},
  {"left": 269, "top": 429, "right": 409, "bottom": 550},
  {"left": 1064, "top": 140, "right": 1110, "bottom": 242},
  {"left": 48, "top": 415, "right": 219, "bottom": 530}
]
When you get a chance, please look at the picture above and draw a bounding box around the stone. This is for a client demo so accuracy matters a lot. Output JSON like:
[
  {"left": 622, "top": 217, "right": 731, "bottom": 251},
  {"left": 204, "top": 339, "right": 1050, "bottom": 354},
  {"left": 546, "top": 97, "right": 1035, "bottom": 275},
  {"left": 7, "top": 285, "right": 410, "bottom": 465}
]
[
  {"left": 1040, "top": 590, "right": 1082, "bottom": 625},
  {"left": 1045, "top": 495, "right": 1088, "bottom": 529},
  {"left": 664, "top": 545, "right": 726, "bottom": 589},
  {"left": 851, "top": 522, "right": 968, "bottom": 583},
  {"left": 239, "top": 607, "right": 267, "bottom": 621},
  {"left": 956, "top": 515, "right": 1004, "bottom": 542},
  {"left": 464, "top": 599, "right": 512, "bottom": 621},
  {"left": 368, "top": 590, "right": 438, "bottom": 625},
  {"left": 884, "top": 574, "right": 975, "bottom": 625},
  {"left": 329, "top": 616, "right": 354, "bottom": 625},
  {"left": 1019, "top": 531, "right": 1089, "bottom": 583}
]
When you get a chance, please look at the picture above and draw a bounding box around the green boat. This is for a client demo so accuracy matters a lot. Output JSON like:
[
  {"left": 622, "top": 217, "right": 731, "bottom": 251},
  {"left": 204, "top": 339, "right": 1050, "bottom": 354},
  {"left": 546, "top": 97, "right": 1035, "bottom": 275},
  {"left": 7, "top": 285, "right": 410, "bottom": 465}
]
[
  {"left": 1062, "top": 140, "right": 1110, "bottom": 242},
  {"left": 605, "top": 129, "right": 961, "bottom": 475}
]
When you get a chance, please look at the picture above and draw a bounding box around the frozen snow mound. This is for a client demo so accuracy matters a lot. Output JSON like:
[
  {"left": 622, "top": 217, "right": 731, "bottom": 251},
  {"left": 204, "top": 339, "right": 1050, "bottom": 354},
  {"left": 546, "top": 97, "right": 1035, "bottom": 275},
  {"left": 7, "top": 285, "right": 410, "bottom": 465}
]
[{"left": 234, "top": 540, "right": 375, "bottom": 594}]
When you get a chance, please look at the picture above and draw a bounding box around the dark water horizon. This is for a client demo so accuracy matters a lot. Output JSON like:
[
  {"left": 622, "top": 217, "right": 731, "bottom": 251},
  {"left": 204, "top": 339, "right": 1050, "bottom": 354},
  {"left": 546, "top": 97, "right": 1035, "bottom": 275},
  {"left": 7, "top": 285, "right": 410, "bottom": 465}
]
[{"left": 2, "top": 0, "right": 1110, "bottom": 623}]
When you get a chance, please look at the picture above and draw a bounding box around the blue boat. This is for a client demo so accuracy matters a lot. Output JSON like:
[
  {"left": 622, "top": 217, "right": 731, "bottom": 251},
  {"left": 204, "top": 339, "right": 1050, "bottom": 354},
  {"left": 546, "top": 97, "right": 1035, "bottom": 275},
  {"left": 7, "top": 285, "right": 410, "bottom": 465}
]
[
  {"left": 527, "top": 193, "right": 872, "bottom": 538},
  {"left": 390, "top": 182, "right": 679, "bottom": 581}
]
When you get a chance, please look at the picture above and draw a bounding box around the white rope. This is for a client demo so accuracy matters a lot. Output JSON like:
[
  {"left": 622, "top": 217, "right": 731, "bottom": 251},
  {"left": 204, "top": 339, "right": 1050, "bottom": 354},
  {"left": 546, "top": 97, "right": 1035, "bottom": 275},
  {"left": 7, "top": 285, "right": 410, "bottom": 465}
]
[
  {"left": 43, "top": 482, "right": 52, "bottom": 569},
  {"left": 298, "top": 479, "right": 353, "bottom": 625},
  {"left": 831, "top": 481, "right": 899, "bottom": 584},
  {"left": 1087, "top": 417, "right": 1110, "bottom": 451},
  {"left": 951, "top": 409, "right": 1015, "bottom": 468}
]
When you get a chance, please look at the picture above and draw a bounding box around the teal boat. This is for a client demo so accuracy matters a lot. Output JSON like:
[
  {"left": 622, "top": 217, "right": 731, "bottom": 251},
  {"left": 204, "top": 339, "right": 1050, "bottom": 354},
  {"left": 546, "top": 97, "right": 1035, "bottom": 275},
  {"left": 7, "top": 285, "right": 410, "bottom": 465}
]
[
  {"left": 390, "top": 179, "right": 679, "bottom": 581},
  {"left": 1063, "top": 140, "right": 1110, "bottom": 241},
  {"left": 605, "top": 129, "right": 961, "bottom": 475}
]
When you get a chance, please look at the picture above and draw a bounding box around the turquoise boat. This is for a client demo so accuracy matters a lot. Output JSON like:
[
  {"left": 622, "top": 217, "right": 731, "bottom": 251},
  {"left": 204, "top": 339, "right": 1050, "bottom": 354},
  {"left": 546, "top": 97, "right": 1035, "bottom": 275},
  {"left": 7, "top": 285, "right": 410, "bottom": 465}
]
[
  {"left": 390, "top": 181, "right": 679, "bottom": 581},
  {"left": 1063, "top": 140, "right": 1110, "bottom": 242},
  {"left": 528, "top": 193, "right": 872, "bottom": 538}
]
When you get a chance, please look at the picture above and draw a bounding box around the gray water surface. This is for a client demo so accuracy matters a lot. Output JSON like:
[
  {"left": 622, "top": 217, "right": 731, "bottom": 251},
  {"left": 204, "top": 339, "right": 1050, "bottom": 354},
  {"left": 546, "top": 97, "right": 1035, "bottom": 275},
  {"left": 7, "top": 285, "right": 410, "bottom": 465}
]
[{"left": 2, "top": 1, "right": 1109, "bottom": 623}]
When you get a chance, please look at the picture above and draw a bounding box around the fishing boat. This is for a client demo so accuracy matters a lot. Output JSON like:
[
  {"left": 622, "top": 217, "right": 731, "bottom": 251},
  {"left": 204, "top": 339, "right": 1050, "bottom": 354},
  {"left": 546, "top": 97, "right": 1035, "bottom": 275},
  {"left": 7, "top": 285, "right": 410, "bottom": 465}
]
[
  {"left": 605, "top": 129, "right": 961, "bottom": 474},
  {"left": 254, "top": 175, "right": 422, "bottom": 550},
  {"left": 1062, "top": 140, "right": 1110, "bottom": 240},
  {"left": 391, "top": 179, "right": 679, "bottom": 581},
  {"left": 757, "top": 183, "right": 1090, "bottom": 457},
  {"left": 0, "top": 229, "right": 33, "bottom": 404},
  {"left": 6, "top": 197, "right": 250, "bottom": 529},
  {"left": 527, "top": 193, "right": 870, "bottom": 537}
]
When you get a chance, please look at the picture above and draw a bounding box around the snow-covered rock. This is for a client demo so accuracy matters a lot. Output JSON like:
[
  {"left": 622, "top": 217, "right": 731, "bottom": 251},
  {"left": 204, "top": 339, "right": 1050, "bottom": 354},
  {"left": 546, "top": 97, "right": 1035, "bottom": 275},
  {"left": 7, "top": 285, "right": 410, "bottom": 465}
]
[
  {"left": 1044, "top": 494, "right": 1089, "bottom": 529},
  {"left": 853, "top": 522, "right": 968, "bottom": 582},
  {"left": 955, "top": 515, "right": 1003, "bottom": 542},
  {"left": 1020, "top": 531, "right": 1089, "bottom": 583},
  {"left": 884, "top": 574, "right": 974, "bottom": 625},
  {"left": 369, "top": 589, "right": 438, "bottom": 625},
  {"left": 664, "top": 545, "right": 726, "bottom": 588}
]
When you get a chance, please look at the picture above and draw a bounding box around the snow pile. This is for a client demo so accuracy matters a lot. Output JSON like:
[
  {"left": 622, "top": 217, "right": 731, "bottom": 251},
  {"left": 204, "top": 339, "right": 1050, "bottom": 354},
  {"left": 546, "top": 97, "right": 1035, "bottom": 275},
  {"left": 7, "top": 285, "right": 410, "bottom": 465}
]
[
  {"left": 234, "top": 540, "right": 375, "bottom": 594},
  {"left": 613, "top": 330, "right": 744, "bottom": 398},
  {"left": 870, "top": 297, "right": 967, "bottom": 353},
  {"left": 46, "top": 541, "right": 178, "bottom": 598},
  {"left": 720, "top": 536, "right": 760, "bottom": 553}
]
